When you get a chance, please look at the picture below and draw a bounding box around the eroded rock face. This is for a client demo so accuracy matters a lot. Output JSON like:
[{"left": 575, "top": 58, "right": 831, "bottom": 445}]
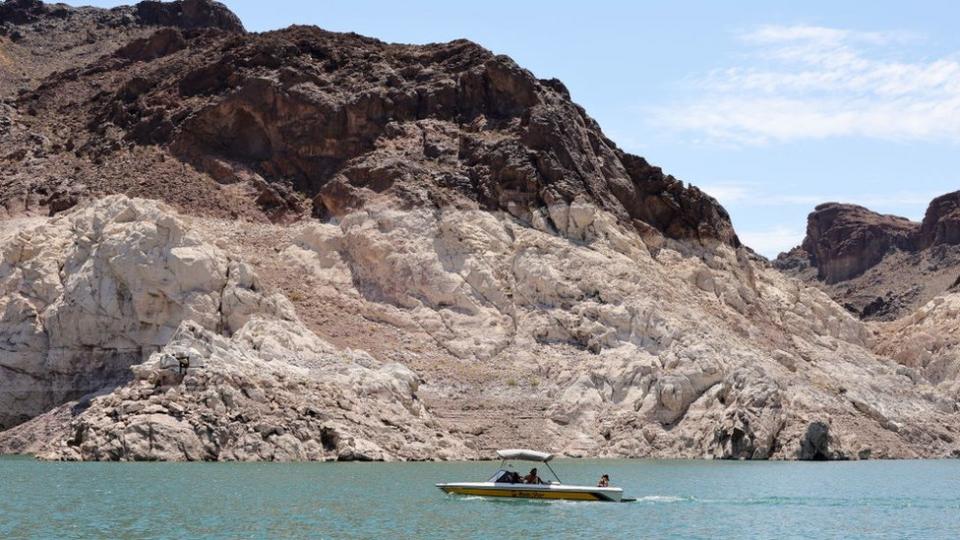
[
  {"left": 0, "top": 0, "right": 52, "bottom": 25},
  {"left": 0, "top": 196, "right": 464, "bottom": 461},
  {"left": 3, "top": 194, "right": 960, "bottom": 460},
  {"left": 0, "top": 0, "right": 244, "bottom": 100},
  {"left": 115, "top": 28, "right": 187, "bottom": 62},
  {"left": 873, "top": 293, "right": 960, "bottom": 393},
  {"left": 776, "top": 192, "right": 960, "bottom": 320},
  {"left": 798, "top": 422, "right": 834, "bottom": 461},
  {"left": 0, "top": 0, "right": 241, "bottom": 32},
  {"left": 0, "top": 196, "right": 293, "bottom": 429},
  {"left": 36, "top": 319, "right": 463, "bottom": 461},
  {"left": 275, "top": 198, "right": 960, "bottom": 460}
]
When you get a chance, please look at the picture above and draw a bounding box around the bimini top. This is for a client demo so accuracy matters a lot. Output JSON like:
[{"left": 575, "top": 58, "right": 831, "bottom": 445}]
[{"left": 496, "top": 449, "right": 553, "bottom": 462}]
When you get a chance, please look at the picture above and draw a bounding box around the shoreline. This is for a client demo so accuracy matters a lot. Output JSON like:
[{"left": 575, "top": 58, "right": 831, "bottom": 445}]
[{"left": 3, "top": 453, "right": 956, "bottom": 463}]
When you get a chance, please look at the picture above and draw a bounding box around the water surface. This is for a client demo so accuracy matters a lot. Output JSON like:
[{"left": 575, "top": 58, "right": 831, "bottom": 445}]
[{"left": 2, "top": 457, "right": 959, "bottom": 539}]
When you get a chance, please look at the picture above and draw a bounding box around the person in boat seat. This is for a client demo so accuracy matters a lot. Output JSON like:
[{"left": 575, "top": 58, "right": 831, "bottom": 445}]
[
  {"left": 524, "top": 468, "right": 545, "bottom": 485},
  {"left": 597, "top": 474, "right": 610, "bottom": 487}
]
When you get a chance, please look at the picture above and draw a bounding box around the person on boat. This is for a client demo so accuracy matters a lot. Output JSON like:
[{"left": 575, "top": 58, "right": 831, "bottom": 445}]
[
  {"left": 597, "top": 474, "right": 609, "bottom": 487},
  {"left": 524, "top": 468, "right": 545, "bottom": 484},
  {"left": 505, "top": 471, "right": 522, "bottom": 484}
]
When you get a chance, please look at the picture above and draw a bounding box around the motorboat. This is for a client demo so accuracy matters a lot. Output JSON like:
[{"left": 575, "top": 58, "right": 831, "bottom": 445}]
[{"left": 436, "top": 449, "right": 632, "bottom": 502}]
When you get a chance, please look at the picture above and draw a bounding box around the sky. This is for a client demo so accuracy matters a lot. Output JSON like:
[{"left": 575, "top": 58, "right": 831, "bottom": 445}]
[{"left": 64, "top": 0, "right": 960, "bottom": 256}]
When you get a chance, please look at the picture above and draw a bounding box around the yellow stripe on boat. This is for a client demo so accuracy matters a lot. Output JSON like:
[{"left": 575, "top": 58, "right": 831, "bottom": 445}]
[{"left": 441, "top": 486, "right": 604, "bottom": 501}]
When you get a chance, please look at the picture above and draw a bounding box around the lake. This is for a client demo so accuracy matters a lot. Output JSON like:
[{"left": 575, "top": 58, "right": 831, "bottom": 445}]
[{"left": 2, "top": 457, "right": 959, "bottom": 539}]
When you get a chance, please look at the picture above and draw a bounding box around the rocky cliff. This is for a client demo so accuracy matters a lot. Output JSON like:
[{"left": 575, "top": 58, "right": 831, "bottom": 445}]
[
  {"left": 776, "top": 192, "right": 960, "bottom": 320},
  {"left": 0, "top": 195, "right": 291, "bottom": 429},
  {"left": 2, "top": 0, "right": 960, "bottom": 461},
  {"left": 0, "top": 196, "right": 463, "bottom": 461},
  {"left": 5, "top": 192, "right": 960, "bottom": 461},
  {"left": 0, "top": 0, "right": 736, "bottom": 248}
]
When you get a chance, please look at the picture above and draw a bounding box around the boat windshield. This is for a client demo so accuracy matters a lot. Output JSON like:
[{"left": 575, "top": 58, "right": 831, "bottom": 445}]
[{"left": 488, "top": 469, "right": 523, "bottom": 484}]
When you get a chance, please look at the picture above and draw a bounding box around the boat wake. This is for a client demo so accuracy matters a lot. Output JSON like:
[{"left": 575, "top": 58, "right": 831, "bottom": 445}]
[{"left": 635, "top": 495, "right": 690, "bottom": 503}]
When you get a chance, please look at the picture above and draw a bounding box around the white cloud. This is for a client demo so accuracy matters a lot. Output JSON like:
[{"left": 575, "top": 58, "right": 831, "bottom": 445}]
[
  {"left": 657, "top": 24, "right": 960, "bottom": 144},
  {"left": 738, "top": 226, "right": 806, "bottom": 258},
  {"left": 740, "top": 24, "right": 911, "bottom": 45},
  {"left": 699, "top": 181, "right": 939, "bottom": 212},
  {"left": 698, "top": 182, "right": 939, "bottom": 256},
  {"left": 699, "top": 182, "right": 823, "bottom": 207}
]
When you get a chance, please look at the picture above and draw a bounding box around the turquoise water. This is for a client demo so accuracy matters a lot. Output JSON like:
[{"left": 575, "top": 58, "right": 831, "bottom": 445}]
[{"left": 2, "top": 457, "right": 960, "bottom": 539}]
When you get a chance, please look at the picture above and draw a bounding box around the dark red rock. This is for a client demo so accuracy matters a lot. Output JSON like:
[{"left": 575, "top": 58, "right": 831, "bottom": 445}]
[
  {"left": 251, "top": 176, "right": 305, "bottom": 221},
  {"left": 918, "top": 191, "right": 960, "bottom": 248},
  {"left": 160, "top": 27, "right": 737, "bottom": 245},
  {"left": 46, "top": 189, "right": 81, "bottom": 215},
  {"left": 795, "top": 203, "right": 917, "bottom": 284},
  {"left": 134, "top": 0, "right": 244, "bottom": 33},
  {"left": 116, "top": 28, "right": 187, "bottom": 62},
  {"left": 0, "top": 0, "right": 52, "bottom": 25},
  {"left": 776, "top": 192, "right": 960, "bottom": 320},
  {"left": 2, "top": 1, "right": 737, "bottom": 250}
]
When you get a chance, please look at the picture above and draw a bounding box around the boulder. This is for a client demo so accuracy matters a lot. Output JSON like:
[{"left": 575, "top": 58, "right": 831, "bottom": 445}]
[{"left": 134, "top": 0, "right": 244, "bottom": 32}]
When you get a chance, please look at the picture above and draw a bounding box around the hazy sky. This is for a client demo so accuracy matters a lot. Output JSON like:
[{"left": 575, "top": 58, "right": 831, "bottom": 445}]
[{"left": 64, "top": 1, "right": 960, "bottom": 256}]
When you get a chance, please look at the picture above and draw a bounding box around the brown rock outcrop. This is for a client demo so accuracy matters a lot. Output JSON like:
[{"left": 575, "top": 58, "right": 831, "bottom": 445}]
[
  {"left": 919, "top": 191, "right": 960, "bottom": 248},
  {"left": 795, "top": 203, "right": 917, "bottom": 284},
  {"left": 133, "top": 0, "right": 244, "bottom": 33},
  {"left": 115, "top": 28, "right": 187, "bottom": 62},
  {"left": 777, "top": 192, "right": 960, "bottom": 320},
  {"left": 1, "top": 3, "right": 737, "bottom": 248},
  {"left": 0, "top": 0, "right": 241, "bottom": 32},
  {"left": 0, "top": 0, "right": 54, "bottom": 25}
]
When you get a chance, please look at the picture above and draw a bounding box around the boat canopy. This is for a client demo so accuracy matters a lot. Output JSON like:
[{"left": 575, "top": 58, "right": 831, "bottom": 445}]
[{"left": 496, "top": 449, "right": 553, "bottom": 462}]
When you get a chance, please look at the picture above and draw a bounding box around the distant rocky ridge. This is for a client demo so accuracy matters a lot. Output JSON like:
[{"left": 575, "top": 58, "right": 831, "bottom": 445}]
[
  {"left": 0, "top": 0, "right": 241, "bottom": 30},
  {"left": 0, "top": 0, "right": 241, "bottom": 95},
  {"left": 2, "top": 0, "right": 960, "bottom": 461},
  {"left": 776, "top": 191, "right": 960, "bottom": 320}
]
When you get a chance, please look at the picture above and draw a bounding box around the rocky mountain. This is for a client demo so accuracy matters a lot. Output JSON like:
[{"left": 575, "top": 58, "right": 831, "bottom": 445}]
[
  {"left": 1, "top": 0, "right": 736, "bottom": 246},
  {"left": 2, "top": 0, "right": 960, "bottom": 461},
  {"left": 776, "top": 192, "right": 960, "bottom": 320}
]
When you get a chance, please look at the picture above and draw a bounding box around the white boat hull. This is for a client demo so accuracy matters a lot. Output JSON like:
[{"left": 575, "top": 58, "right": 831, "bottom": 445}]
[{"left": 436, "top": 482, "right": 623, "bottom": 502}]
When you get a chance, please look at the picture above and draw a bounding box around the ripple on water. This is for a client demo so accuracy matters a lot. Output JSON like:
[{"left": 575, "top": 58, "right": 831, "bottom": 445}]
[{"left": 3, "top": 458, "right": 960, "bottom": 539}]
